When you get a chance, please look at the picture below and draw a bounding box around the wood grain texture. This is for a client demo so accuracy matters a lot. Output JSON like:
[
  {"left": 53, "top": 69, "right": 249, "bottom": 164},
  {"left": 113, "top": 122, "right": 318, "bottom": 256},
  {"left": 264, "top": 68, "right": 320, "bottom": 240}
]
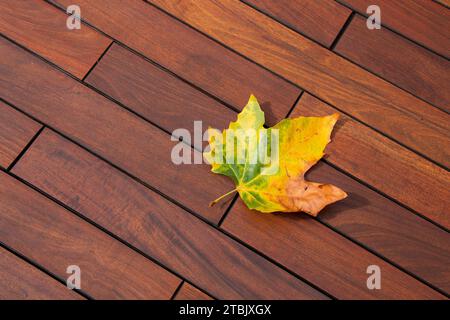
[
  {"left": 311, "top": 162, "right": 450, "bottom": 293},
  {"left": 223, "top": 199, "right": 445, "bottom": 299},
  {"left": 334, "top": 15, "right": 450, "bottom": 112},
  {"left": 0, "top": 0, "right": 111, "bottom": 79},
  {"left": 0, "top": 247, "right": 83, "bottom": 300},
  {"left": 243, "top": 0, "right": 351, "bottom": 47},
  {"left": 0, "top": 37, "right": 232, "bottom": 224},
  {"left": 0, "top": 171, "right": 180, "bottom": 300},
  {"left": 174, "top": 283, "right": 213, "bottom": 300},
  {"left": 12, "top": 130, "right": 326, "bottom": 300},
  {"left": 52, "top": 0, "right": 301, "bottom": 125},
  {"left": 340, "top": 0, "right": 450, "bottom": 58},
  {"left": 150, "top": 0, "right": 450, "bottom": 168},
  {"left": 86, "top": 44, "right": 235, "bottom": 135},
  {"left": 0, "top": 101, "right": 42, "bottom": 168},
  {"left": 293, "top": 94, "right": 450, "bottom": 230}
]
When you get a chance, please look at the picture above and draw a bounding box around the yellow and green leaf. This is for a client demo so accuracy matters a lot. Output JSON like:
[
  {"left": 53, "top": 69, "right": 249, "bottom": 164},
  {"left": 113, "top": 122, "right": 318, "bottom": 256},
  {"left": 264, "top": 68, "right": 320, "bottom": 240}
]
[{"left": 204, "top": 95, "right": 347, "bottom": 216}]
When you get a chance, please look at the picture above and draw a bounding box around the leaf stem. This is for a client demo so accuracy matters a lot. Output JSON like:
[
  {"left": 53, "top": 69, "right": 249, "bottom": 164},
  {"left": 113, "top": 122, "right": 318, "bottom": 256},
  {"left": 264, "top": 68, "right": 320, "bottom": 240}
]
[{"left": 209, "top": 188, "right": 238, "bottom": 207}]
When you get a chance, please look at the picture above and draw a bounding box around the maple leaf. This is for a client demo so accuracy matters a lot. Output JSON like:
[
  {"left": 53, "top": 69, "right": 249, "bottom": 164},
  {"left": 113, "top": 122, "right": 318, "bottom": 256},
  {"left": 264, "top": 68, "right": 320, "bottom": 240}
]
[{"left": 204, "top": 95, "right": 347, "bottom": 216}]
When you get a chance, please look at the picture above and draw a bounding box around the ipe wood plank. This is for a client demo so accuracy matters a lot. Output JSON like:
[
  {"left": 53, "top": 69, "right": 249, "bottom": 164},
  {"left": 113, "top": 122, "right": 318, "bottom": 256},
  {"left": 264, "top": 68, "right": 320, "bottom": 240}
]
[
  {"left": 293, "top": 94, "right": 450, "bottom": 230},
  {"left": 174, "top": 283, "right": 213, "bottom": 300},
  {"left": 12, "top": 129, "right": 326, "bottom": 300},
  {"left": 0, "top": 37, "right": 232, "bottom": 224},
  {"left": 51, "top": 0, "right": 301, "bottom": 125},
  {"left": 339, "top": 0, "right": 450, "bottom": 58},
  {"left": 223, "top": 200, "right": 445, "bottom": 299},
  {"left": 86, "top": 44, "right": 235, "bottom": 134},
  {"left": 0, "top": 247, "right": 83, "bottom": 300},
  {"left": 0, "top": 0, "right": 111, "bottom": 79},
  {"left": 150, "top": 0, "right": 450, "bottom": 168},
  {"left": 243, "top": 0, "right": 351, "bottom": 47},
  {"left": 334, "top": 15, "right": 450, "bottom": 112},
  {"left": 0, "top": 101, "right": 42, "bottom": 169},
  {"left": 0, "top": 171, "right": 181, "bottom": 299}
]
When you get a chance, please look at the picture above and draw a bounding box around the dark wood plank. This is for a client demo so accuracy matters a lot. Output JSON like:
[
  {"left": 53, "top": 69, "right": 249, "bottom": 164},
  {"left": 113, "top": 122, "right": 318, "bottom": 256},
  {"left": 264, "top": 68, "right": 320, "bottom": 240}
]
[
  {"left": 310, "top": 162, "right": 450, "bottom": 293},
  {"left": 86, "top": 44, "right": 234, "bottom": 135},
  {"left": 0, "top": 0, "right": 111, "bottom": 79},
  {"left": 0, "top": 37, "right": 232, "bottom": 224},
  {"left": 150, "top": 0, "right": 450, "bottom": 168},
  {"left": 334, "top": 15, "right": 450, "bottom": 112},
  {"left": 0, "top": 247, "right": 83, "bottom": 300},
  {"left": 223, "top": 200, "right": 445, "bottom": 299},
  {"left": 0, "top": 101, "right": 42, "bottom": 168},
  {"left": 340, "top": 0, "right": 450, "bottom": 58},
  {"left": 0, "top": 171, "right": 180, "bottom": 300},
  {"left": 293, "top": 93, "right": 450, "bottom": 230},
  {"left": 51, "top": 0, "right": 301, "bottom": 125},
  {"left": 174, "top": 283, "right": 213, "bottom": 300},
  {"left": 12, "top": 129, "right": 326, "bottom": 300},
  {"left": 243, "top": 0, "right": 351, "bottom": 47}
]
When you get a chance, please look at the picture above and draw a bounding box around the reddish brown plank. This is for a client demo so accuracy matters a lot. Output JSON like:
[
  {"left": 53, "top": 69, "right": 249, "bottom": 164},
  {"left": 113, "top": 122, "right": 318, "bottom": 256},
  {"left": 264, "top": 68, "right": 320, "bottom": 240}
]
[
  {"left": 52, "top": 0, "right": 300, "bottom": 125},
  {"left": 150, "top": 0, "right": 450, "bottom": 168},
  {"left": 0, "top": 247, "right": 83, "bottom": 300},
  {"left": 174, "top": 283, "right": 213, "bottom": 300},
  {"left": 311, "top": 162, "right": 450, "bottom": 293},
  {"left": 86, "top": 44, "right": 234, "bottom": 135},
  {"left": 243, "top": 0, "right": 351, "bottom": 47},
  {"left": 0, "top": 37, "right": 232, "bottom": 224},
  {"left": 223, "top": 199, "right": 445, "bottom": 299},
  {"left": 334, "top": 15, "right": 450, "bottom": 112},
  {"left": 0, "top": 101, "right": 42, "bottom": 168},
  {"left": 0, "top": 171, "right": 180, "bottom": 300},
  {"left": 12, "top": 129, "right": 326, "bottom": 300},
  {"left": 294, "top": 94, "right": 450, "bottom": 230},
  {"left": 340, "top": 0, "right": 450, "bottom": 58},
  {"left": 0, "top": 0, "right": 111, "bottom": 79}
]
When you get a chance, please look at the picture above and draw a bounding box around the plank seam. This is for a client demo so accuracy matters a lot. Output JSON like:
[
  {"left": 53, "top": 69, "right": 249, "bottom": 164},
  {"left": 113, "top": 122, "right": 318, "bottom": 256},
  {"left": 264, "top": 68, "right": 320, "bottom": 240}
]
[
  {"left": 335, "top": 0, "right": 450, "bottom": 61},
  {"left": 0, "top": 237, "right": 91, "bottom": 300},
  {"left": 432, "top": 0, "right": 450, "bottom": 9},
  {"left": 42, "top": 2, "right": 450, "bottom": 170},
  {"left": 81, "top": 41, "right": 114, "bottom": 82},
  {"left": 3, "top": 167, "right": 219, "bottom": 300},
  {"left": 141, "top": 2, "right": 450, "bottom": 168},
  {"left": 330, "top": 12, "right": 356, "bottom": 50},
  {"left": 6, "top": 126, "right": 45, "bottom": 172},
  {"left": 241, "top": 1, "right": 449, "bottom": 114},
  {"left": 44, "top": 0, "right": 242, "bottom": 115},
  {"left": 316, "top": 217, "right": 449, "bottom": 298},
  {"left": 170, "top": 281, "right": 185, "bottom": 300},
  {"left": 324, "top": 156, "right": 450, "bottom": 233}
]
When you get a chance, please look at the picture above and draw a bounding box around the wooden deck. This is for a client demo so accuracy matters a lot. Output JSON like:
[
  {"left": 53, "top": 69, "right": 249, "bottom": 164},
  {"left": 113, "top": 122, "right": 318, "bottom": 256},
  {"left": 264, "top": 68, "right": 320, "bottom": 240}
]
[{"left": 0, "top": 0, "right": 449, "bottom": 300}]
